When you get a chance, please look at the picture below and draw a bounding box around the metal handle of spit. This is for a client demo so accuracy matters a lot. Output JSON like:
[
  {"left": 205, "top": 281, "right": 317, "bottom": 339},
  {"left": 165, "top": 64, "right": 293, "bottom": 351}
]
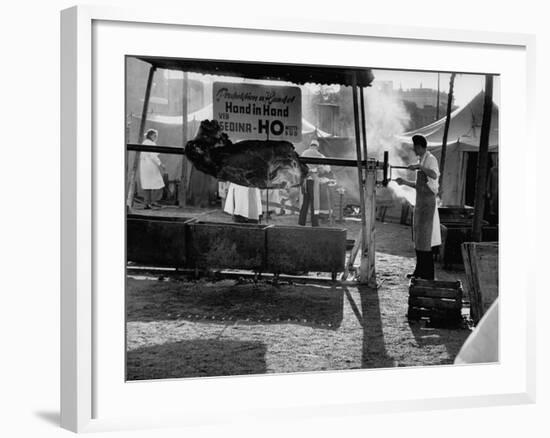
[{"left": 380, "top": 151, "right": 409, "bottom": 186}]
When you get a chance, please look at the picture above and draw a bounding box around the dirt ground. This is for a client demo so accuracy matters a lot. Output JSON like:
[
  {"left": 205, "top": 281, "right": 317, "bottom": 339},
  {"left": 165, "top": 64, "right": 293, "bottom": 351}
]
[{"left": 126, "top": 213, "right": 472, "bottom": 381}]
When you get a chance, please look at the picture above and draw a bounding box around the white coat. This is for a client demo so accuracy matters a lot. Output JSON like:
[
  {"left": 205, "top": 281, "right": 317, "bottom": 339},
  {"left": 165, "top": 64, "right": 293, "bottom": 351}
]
[
  {"left": 419, "top": 151, "right": 442, "bottom": 247},
  {"left": 139, "top": 139, "right": 165, "bottom": 190},
  {"left": 224, "top": 183, "right": 262, "bottom": 220}
]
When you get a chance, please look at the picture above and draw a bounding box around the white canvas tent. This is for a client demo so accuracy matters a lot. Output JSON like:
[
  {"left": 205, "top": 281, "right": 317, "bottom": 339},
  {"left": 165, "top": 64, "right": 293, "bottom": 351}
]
[{"left": 397, "top": 91, "right": 499, "bottom": 206}]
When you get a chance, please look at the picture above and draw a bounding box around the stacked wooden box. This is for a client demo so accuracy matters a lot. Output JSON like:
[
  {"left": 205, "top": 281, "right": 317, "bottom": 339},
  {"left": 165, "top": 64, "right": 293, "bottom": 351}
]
[
  {"left": 407, "top": 278, "right": 463, "bottom": 325},
  {"left": 461, "top": 242, "right": 498, "bottom": 324}
]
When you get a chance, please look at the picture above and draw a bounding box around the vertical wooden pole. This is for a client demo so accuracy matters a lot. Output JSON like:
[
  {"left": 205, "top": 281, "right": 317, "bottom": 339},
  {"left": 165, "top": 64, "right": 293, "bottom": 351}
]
[
  {"left": 364, "top": 164, "right": 377, "bottom": 285},
  {"left": 472, "top": 75, "right": 494, "bottom": 242},
  {"left": 438, "top": 72, "right": 456, "bottom": 201},
  {"left": 360, "top": 87, "right": 376, "bottom": 286},
  {"left": 266, "top": 188, "right": 269, "bottom": 223},
  {"left": 436, "top": 73, "right": 440, "bottom": 121},
  {"left": 126, "top": 65, "right": 156, "bottom": 208},
  {"left": 178, "top": 71, "right": 189, "bottom": 207},
  {"left": 351, "top": 75, "right": 368, "bottom": 284},
  {"left": 359, "top": 88, "right": 369, "bottom": 170}
]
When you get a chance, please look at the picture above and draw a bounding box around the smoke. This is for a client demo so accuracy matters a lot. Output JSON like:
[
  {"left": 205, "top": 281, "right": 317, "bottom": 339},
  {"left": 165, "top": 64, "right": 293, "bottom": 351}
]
[
  {"left": 386, "top": 181, "right": 416, "bottom": 206},
  {"left": 330, "top": 83, "right": 418, "bottom": 206},
  {"left": 364, "top": 84, "right": 411, "bottom": 161}
]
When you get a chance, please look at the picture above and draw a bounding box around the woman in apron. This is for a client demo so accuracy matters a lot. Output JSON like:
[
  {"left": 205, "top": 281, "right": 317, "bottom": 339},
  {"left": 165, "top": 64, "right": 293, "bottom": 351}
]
[{"left": 396, "top": 134, "right": 440, "bottom": 280}]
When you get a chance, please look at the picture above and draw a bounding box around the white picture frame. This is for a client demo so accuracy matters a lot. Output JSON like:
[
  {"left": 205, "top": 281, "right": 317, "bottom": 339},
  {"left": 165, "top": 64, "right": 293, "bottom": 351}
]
[{"left": 61, "top": 5, "right": 536, "bottom": 433}]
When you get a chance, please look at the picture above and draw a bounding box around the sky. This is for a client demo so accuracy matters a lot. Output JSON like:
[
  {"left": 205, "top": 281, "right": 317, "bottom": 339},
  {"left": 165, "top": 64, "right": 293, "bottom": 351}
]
[{"left": 372, "top": 69, "right": 500, "bottom": 107}]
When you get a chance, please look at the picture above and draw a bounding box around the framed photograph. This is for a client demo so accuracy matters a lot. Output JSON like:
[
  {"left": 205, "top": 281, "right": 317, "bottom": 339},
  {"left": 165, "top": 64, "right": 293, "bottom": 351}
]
[{"left": 61, "top": 5, "right": 536, "bottom": 433}]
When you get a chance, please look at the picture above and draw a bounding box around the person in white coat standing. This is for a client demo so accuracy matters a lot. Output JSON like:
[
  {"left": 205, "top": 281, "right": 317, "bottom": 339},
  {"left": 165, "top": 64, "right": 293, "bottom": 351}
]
[{"left": 139, "top": 129, "right": 165, "bottom": 209}]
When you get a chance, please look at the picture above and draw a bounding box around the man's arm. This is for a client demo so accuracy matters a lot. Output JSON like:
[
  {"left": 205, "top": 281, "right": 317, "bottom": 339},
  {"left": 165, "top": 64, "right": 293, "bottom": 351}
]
[
  {"left": 420, "top": 165, "right": 437, "bottom": 180},
  {"left": 420, "top": 155, "right": 439, "bottom": 180},
  {"left": 408, "top": 163, "right": 437, "bottom": 179},
  {"left": 395, "top": 177, "right": 416, "bottom": 188}
]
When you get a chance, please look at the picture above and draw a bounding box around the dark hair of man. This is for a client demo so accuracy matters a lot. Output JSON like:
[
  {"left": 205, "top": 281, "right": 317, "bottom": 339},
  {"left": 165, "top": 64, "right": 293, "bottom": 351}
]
[{"left": 412, "top": 134, "right": 427, "bottom": 148}]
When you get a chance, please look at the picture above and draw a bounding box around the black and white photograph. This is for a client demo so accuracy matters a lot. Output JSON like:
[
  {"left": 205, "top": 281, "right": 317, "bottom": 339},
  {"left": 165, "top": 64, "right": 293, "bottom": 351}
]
[
  {"left": 124, "top": 56, "right": 499, "bottom": 380},
  {"left": 4, "top": 0, "right": 548, "bottom": 435}
]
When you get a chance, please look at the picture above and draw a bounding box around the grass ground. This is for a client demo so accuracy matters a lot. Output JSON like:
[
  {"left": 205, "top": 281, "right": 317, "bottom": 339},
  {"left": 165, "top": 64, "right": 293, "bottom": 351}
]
[{"left": 126, "top": 216, "right": 472, "bottom": 381}]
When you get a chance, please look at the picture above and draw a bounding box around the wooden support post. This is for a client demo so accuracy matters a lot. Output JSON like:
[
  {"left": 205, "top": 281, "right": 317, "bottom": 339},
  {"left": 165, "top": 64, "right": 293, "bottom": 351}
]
[
  {"left": 438, "top": 72, "right": 456, "bottom": 201},
  {"left": 360, "top": 87, "right": 376, "bottom": 286},
  {"left": 364, "top": 162, "right": 377, "bottom": 286},
  {"left": 351, "top": 76, "right": 369, "bottom": 284},
  {"left": 178, "top": 71, "right": 189, "bottom": 207},
  {"left": 126, "top": 65, "right": 156, "bottom": 209},
  {"left": 342, "top": 230, "right": 362, "bottom": 281},
  {"left": 436, "top": 73, "right": 441, "bottom": 121},
  {"left": 472, "top": 75, "right": 494, "bottom": 242},
  {"left": 359, "top": 88, "right": 369, "bottom": 168}
]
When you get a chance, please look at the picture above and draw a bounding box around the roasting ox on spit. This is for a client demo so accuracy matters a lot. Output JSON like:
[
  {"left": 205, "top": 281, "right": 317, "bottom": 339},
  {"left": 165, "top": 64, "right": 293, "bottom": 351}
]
[{"left": 185, "top": 119, "right": 309, "bottom": 189}]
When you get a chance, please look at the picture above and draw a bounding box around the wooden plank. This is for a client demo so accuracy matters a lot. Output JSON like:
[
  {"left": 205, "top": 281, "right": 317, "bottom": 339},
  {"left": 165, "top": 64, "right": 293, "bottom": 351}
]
[
  {"left": 474, "top": 244, "right": 498, "bottom": 313},
  {"left": 360, "top": 86, "right": 376, "bottom": 287},
  {"left": 409, "top": 296, "right": 462, "bottom": 310},
  {"left": 408, "top": 307, "right": 461, "bottom": 319},
  {"left": 410, "top": 278, "right": 461, "bottom": 289},
  {"left": 364, "top": 168, "right": 377, "bottom": 285},
  {"left": 461, "top": 243, "right": 479, "bottom": 322},
  {"left": 409, "top": 287, "right": 461, "bottom": 299},
  {"left": 469, "top": 245, "right": 484, "bottom": 317}
]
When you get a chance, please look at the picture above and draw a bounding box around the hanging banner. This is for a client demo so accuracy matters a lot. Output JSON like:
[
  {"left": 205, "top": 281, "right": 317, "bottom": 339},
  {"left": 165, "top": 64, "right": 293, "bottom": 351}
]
[{"left": 213, "top": 82, "right": 302, "bottom": 142}]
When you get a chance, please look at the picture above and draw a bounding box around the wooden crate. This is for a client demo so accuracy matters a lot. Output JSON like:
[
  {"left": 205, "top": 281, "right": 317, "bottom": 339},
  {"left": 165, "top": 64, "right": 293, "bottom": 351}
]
[
  {"left": 407, "top": 278, "right": 463, "bottom": 325},
  {"left": 461, "top": 242, "right": 498, "bottom": 324}
]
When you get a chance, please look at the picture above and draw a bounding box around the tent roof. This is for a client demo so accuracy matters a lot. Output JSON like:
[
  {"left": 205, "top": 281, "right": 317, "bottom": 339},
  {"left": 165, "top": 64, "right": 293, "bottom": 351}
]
[
  {"left": 398, "top": 91, "right": 499, "bottom": 149},
  {"left": 134, "top": 56, "right": 375, "bottom": 87}
]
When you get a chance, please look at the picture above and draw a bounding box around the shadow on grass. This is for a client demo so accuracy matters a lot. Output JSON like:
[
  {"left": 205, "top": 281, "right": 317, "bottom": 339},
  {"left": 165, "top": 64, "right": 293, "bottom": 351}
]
[
  {"left": 127, "top": 339, "right": 267, "bottom": 380},
  {"left": 126, "top": 278, "right": 344, "bottom": 329},
  {"left": 345, "top": 286, "right": 395, "bottom": 369},
  {"left": 407, "top": 320, "right": 472, "bottom": 364}
]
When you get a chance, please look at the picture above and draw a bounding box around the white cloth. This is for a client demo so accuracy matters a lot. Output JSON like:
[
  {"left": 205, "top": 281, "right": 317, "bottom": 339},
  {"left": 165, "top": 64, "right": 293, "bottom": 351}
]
[
  {"left": 455, "top": 299, "right": 499, "bottom": 364},
  {"left": 431, "top": 204, "right": 441, "bottom": 247},
  {"left": 139, "top": 139, "right": 165, "bottom": 190},
  {"left": 419, "top": 151, "right": 439, "bottom": 196},
  {"left": 224, "top": 183, "right": 262, "bottom": 220},
  {"left": 419, "top": 151, "right": 441, "bottom": 247}
]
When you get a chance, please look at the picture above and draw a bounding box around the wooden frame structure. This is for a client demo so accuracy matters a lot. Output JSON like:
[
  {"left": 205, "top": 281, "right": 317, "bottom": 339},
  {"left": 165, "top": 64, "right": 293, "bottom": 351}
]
[{"left": 125, "top": 55, "right": 378, "bottom": 285}]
